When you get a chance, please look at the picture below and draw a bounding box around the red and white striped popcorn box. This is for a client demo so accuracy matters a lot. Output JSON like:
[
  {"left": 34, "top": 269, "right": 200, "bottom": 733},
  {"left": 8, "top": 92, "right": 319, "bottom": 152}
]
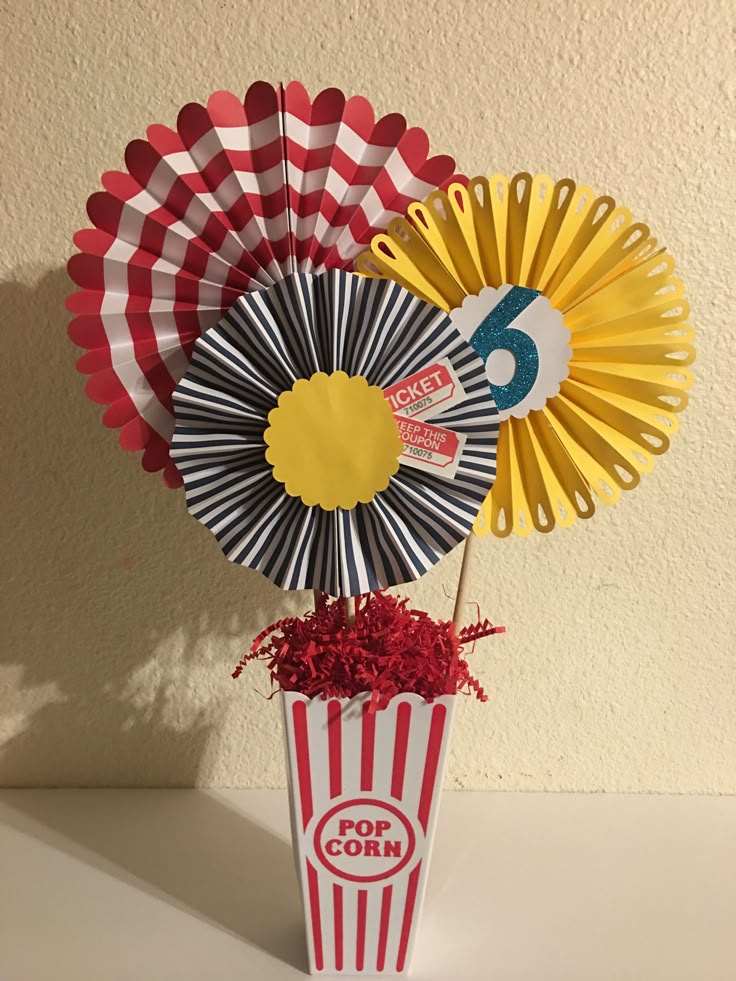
[{"left": 282, "top": 691, "right": 455, "bottom": 975}]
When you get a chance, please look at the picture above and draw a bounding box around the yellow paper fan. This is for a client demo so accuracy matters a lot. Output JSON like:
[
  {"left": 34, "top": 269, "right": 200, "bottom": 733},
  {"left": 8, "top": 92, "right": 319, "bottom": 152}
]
[{"left": 355, "top": 173, "right": 694, "bottom": 537}]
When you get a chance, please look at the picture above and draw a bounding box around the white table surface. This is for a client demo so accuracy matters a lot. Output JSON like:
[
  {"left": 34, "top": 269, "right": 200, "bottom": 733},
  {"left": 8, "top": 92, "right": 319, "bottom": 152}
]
[{"left": 0, "top": 789, "right": 733, "bottom": 981}]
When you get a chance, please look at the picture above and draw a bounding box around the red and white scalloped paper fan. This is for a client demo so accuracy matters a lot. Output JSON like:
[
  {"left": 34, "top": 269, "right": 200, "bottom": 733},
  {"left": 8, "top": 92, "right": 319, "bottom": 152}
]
[{"left": 67, "top": 81, "right": 458, "bottom": 487}]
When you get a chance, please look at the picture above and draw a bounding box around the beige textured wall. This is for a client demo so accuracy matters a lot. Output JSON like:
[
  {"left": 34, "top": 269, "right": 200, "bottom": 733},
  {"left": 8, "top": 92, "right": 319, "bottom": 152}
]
[{"left": 2, "top": 0, "right": 734, "bottom": 791}]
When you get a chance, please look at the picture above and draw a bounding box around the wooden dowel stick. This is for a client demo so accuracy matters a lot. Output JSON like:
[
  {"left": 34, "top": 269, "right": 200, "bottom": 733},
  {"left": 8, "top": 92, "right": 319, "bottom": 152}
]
[
  {"left": 313, "top": 589, "right": 321, "bottom": 610},
  {"left": 344, "top": 595, "right": 356, "bottom": 626},
  {"left": 453, "top": 534, "right": 477, "bottom": 627}
]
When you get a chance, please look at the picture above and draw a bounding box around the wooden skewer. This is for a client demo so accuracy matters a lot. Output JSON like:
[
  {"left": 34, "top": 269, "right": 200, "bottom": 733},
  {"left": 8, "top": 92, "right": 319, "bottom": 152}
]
[
  {"left": 344, "top": 595, "right": 356, "bottom": 626},
  {"left": 313, "top": 589, "right": 322, "bottom": 611},
  {"left": 452, "top": 534, "right": 476, "bottom": 627}
]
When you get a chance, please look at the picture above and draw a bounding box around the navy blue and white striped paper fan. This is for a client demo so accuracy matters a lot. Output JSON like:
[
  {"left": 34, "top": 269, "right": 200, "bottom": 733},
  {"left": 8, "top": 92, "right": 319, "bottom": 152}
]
[{"left": 170, "top": 270, "right": 499, "bottom": 596}]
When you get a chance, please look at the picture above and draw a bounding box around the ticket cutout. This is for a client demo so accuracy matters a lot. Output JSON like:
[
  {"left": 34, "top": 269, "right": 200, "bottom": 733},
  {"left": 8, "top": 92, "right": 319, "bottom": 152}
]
[
  {"left": 383, "top": 359, "right": 466, "bottom": 420},
  {"left": 384, "top": 359, "right": 468, "bottom": 479},
  {"left": 393, "top": 415, "right": 467, "bottom": 479}
]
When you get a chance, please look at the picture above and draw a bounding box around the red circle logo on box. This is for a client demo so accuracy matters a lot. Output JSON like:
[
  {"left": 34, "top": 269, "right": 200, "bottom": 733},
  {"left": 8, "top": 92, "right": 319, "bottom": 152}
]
[{"left": 313, "top": 798, "right": 417, "bottom": 883}]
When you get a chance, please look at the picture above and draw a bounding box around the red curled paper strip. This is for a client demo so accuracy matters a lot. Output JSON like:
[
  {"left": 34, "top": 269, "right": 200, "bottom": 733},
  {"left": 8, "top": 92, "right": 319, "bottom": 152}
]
[
  {"left": 232, "top": 592, "right": 504, "bottom": 711},
  {"left": 457, "top": 619, "right": 507, "bottom": 646}
]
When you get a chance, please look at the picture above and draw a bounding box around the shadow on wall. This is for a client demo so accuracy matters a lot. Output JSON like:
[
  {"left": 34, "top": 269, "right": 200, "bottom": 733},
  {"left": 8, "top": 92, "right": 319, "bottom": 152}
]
[
  {"left": 1, "top": 269, "right": 311, "bottom": 970},
  {"left": 0, "top": 268, "right": 304, "bottom": 787}
]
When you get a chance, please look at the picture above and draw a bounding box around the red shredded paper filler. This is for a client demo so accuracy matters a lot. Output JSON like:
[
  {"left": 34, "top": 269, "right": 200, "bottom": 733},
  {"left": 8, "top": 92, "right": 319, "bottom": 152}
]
[{"left": 233, "top": 592, "right": 505, "bottom": 711}]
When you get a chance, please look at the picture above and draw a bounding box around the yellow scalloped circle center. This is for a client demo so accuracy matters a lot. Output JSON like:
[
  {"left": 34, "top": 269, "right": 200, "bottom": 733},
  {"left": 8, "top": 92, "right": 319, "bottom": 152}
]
[{"left": 264, "top": 371, "right": 403, "bottom": 511}]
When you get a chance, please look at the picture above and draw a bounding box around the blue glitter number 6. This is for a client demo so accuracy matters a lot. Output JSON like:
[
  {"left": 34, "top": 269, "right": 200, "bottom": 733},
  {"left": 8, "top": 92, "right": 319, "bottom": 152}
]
[{"left": 470, "top": 286, "right": 540, "bottom": 411}]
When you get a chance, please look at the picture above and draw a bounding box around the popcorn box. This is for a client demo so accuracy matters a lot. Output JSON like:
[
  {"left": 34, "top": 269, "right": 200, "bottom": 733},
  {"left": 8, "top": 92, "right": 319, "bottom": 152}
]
[{"left": 282, "top": 691, "right": 455, "bottom": 975}]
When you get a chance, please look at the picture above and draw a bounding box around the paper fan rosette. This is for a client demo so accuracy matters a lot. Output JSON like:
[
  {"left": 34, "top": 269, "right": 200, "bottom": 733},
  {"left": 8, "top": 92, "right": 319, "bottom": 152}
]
[
  {"left": 170, "top": 270, "right": 499, "bottom": 596},
  {"left": 66, "top": 81, "right": 458, "bottom": 487},
  {"left": 356, "top": 173, "right": 695, "bottom": 537}
]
